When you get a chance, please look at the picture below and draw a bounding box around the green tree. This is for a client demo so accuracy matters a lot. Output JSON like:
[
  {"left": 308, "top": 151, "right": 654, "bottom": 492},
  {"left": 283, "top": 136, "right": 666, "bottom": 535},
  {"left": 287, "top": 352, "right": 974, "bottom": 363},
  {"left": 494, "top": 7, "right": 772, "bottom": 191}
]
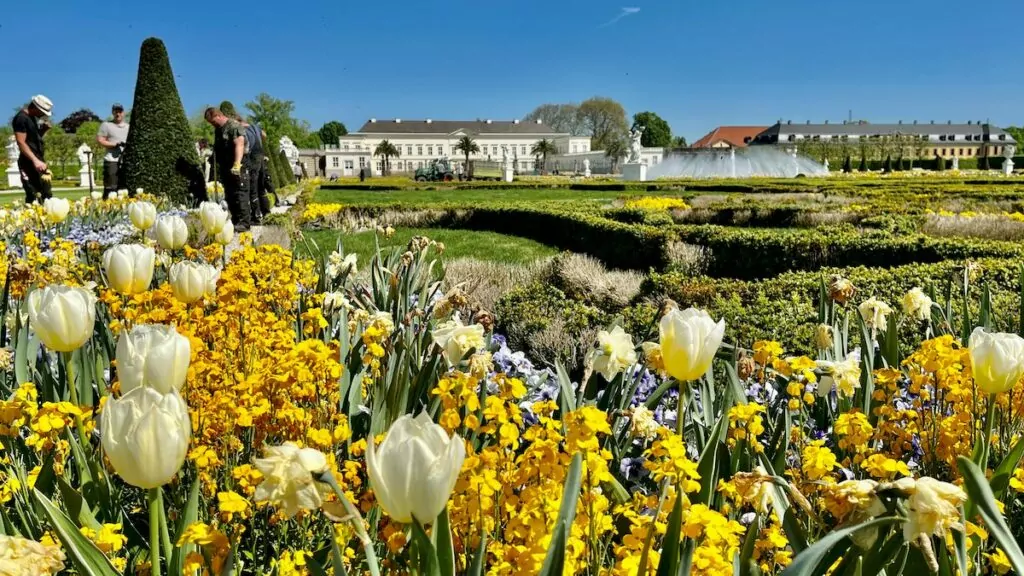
[
  {"left": 842, "top": 155, "right": 852, "bottom": 173},
  {"left": 189, "top": 106, "right": 215, "bottom": 143},
  {"left": 523, "top": 103, "right": 584, "bottom": 135},
  {"left": 454, "top": 135, "right": 479, "bottom": 171},
  {"left": 935, "top": 154, "right": 947, "bottom": 171},
  {"left": 278, "top": 149, "right": 295, "bottom": 184},
  {"left": 244, "top": 93, "right": 319, "bottom": 149},
  {"left": 858, "top": 155, "right": 867, "bottom": 172},
  {"left": 632, "top": 111, "right": 672, "bottom": 148},
  {"left": 530, "top": 139, "right": 558, "bottom": 173},
  {"left": 120, "top": 38, "right": 203, "bottom": 203},
  {"left": 980, "top": 155, "right": 990, "bottom": 170},
  {"left": 671, "top": 135, "right": 688, "bottom": 148},
  {"left": 317, "top": 121, "right": 347, "bottom": 147},
  {"left": 374, "top": 139, "right": 400, "bottom": 175},
  {"left": 603, "top": 137, "right": 628, "bottom": 172},
  {"left": 883, "top": 155, "right": 893, "bottom": 173},
  {"left": 578, "top": 97, "right": 628, "bottom": 150},
  {"left": 58, "top": 109, "right": 101, "bottom": 134},
  {"left": 1004, "top": 126, "right": 1024, "bottom": 145},
  {"left": 44, "top": 126, "right": 76, "bottom": 179}
]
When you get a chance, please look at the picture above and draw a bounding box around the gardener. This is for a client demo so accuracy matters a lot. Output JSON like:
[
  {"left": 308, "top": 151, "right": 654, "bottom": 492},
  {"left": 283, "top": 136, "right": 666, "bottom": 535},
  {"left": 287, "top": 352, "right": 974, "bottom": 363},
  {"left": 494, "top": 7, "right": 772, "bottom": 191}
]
[
  {"left": 96, "top": 103, "right": 130, "bottom": 199},
  {"left": 204, "top": 106, "right": 251, "bottom": 232},
  {"left": 11, "top": 95, "right": 54, "bottom": 204},
  {"left": 243, "top": 122, "right": 271, "bottom": 223}
]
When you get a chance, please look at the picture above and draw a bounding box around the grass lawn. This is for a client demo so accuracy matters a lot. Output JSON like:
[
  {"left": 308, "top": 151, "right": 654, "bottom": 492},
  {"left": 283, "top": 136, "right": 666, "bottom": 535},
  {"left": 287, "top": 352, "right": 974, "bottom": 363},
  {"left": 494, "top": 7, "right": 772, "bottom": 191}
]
[
  {"left": 312, "top": 187, "right": 682, "bottom": 207},
  {"left": 297, "top": 227, "right": 558, "bottom": 263},
  {"left": 0, "top": 188, "right": 89, "bottom": 206}
]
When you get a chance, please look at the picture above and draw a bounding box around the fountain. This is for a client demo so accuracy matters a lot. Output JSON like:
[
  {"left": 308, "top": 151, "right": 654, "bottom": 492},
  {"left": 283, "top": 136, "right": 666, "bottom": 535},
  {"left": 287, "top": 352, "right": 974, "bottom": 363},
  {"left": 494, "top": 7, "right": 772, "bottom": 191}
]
[{"left": 646, "top": 146, "right": 829, "bottom": 179}]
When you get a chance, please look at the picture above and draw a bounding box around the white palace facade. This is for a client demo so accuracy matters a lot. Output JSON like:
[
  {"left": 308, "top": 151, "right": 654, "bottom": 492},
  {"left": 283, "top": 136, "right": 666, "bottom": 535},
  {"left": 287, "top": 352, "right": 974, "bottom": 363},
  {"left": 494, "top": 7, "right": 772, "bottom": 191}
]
[{"left": 320, "top": 118, "right": 592, "bottom": 177}]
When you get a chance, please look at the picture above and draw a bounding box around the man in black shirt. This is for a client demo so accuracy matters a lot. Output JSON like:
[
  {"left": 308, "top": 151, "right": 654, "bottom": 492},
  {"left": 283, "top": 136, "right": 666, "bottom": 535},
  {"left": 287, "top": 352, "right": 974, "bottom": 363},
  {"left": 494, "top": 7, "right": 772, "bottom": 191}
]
[
  {"left": 12, "top": 95, "right": 54, "bottom": 204},
  {"left": 204, "top": 106, "right": 251, "bottom": 232}
]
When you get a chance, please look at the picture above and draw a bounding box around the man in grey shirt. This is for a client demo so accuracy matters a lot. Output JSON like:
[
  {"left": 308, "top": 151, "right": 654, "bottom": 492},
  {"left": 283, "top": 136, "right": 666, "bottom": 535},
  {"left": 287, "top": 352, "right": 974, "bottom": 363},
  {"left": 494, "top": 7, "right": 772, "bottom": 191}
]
[{"left": 97, "top": 103, "right": 129, "bottom": 199}]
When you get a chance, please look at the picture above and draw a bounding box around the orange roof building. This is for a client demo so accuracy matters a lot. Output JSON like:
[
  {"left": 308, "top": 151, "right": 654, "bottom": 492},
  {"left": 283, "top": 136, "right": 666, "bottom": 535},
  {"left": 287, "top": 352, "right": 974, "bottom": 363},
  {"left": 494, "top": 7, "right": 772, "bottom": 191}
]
[{"left": 691, "top": 126, "right": 768, "bottom": 149}]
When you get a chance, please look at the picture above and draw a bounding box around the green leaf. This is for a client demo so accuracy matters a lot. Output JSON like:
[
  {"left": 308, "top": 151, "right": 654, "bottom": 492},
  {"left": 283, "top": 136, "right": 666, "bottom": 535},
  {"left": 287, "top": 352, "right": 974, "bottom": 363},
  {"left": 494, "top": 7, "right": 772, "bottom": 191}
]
[
  {"left": 329, "top": 530, "right": 350, "bottom": 576},
  {"left": 169, "top": 476, "right": 202, "bottom": 576},
  {"left": 32, "top": 490, "right": 121, "bottom": 576},
  {"left": 780, "top": 517, "right": 899, "bottom": 576},
  {"left": 990, "top": 435, "right": 1024, "bottom": 499},
  {"left": 56, "top": 477, "right": 101, "bottom": 531},
  {"left": 467, "top": 532, "right": 487, "bottom": 576},
  {"left": 956, "top": 457, "right": 1024, "bottom": 575},
  {"left": 1018, "top": 265, "right": 1024, "bottom": 337},
  {"left": 538, "top": 452, "right": 583, "bottom": 576},
  {"left": 860, "top": 530, "right": 904, "bottom": 576},
  {"left": 655, "top": 485, "right": 684, "bottom": 576},
  {"left": 738, "top": 514, "right": 760, "bottom": 576},
  {"left": 980, "top": 282, "right": 992, "bottom": 330},
  {"left": 433, "top": 507, "right": 455, "bottom": 576},
  {"left": 555, "top": 360, "right": 576, "bottom": 413},
  {"left": 410, "top": 519, "right": 440, "bottom": 576}
]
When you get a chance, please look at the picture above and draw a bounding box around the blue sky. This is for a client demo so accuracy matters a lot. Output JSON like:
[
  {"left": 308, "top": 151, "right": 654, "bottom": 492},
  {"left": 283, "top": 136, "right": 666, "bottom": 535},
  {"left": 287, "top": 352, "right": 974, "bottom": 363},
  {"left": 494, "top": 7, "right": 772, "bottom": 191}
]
[{"left": 4, "top": 0, "right": 1023, "bottom": 140}]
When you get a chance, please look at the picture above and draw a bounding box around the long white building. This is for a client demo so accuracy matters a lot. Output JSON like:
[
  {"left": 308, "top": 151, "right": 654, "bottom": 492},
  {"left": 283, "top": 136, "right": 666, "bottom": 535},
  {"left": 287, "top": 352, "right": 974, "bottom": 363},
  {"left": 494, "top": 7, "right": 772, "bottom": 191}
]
[{"left": 321, "top": 118, "right": 591, "bottom": 177}]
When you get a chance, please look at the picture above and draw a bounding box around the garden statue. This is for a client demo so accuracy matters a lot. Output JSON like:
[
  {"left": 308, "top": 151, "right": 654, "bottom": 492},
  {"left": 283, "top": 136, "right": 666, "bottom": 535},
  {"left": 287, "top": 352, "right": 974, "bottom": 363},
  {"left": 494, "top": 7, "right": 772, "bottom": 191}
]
[
  {"left": 823, "top": 158, "right": 830, "bottom": 172},
  {"left": 627, "top": 126, "right": 644, "bottom": 164},
  {"left": 501, "top": 144, "right": 510, "bottom": 168},
  {"left": 5, "top": 136, "right": 20, "bottom": 188},
  {"left": 76, "top": 143, "right": 92, "bottom": 165},
  {"left": 1004, "top": 144, "right": 1016, "bottom": 175},
  {"left": 583, "top": 158, "right": 591, "bottom": 177},
  {"left": 6, "top": 136, "right": 18, "bottom": 163},
  {"left": 951, "top": 156, "right": 959, "bottom": 171},
  {"left": 279, "top": 136, "right": 300, "bottom": 164}
]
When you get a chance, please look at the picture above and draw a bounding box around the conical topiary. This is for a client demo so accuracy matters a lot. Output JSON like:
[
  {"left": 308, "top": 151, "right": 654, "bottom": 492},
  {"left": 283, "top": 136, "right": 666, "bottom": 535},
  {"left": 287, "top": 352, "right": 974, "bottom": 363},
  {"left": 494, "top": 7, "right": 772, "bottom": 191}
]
[
  {"left": 842, "top": 155, "right": 852, "bottom": 173},
  {"left": 858, "top": 155, "right": 867, "bottom": 172},
  {"left": 278, "top": 149, "right": 295, "bottom": 185},
  {"left": 121, "top": 38, "right": 203, "bottom": 204}
]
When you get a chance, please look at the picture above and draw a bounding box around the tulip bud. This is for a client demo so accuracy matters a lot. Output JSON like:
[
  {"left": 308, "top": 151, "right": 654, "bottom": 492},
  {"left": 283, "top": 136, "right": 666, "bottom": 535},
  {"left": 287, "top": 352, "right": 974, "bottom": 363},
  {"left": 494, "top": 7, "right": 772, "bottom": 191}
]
[
  {"left": 102, "top": 244, "right": 155, "bottom": 295},
  {"left": 214, "top": 220, "right": 234, "bottom": 245},
  {"left": 169, "top": 261, "right": 219, "bottom": 304},
  {"left": 43, "top": 198, "right": 70, "bottom": 223},
  {"left": 659, "top": 307, "right": 725, "bottom": 382},
  {"left": 968, "top": 327, "right": 1024, "bottom": 394},
  {"left": 116, "top": 324, "right": 191, "bottom": 395},
  {"left": 367, "top": 412, "right": 465, "bottom": 524},
  {"left": 27, "top": 285, "right": 97, "bottom": 352},
  {"left": 198, "top": 201, "right": 229, "bottom": 235},
  {"left": 101, "top": 387, "right": 190, "bottom": 489},
  {"left": 127, "top": 201, "right": 157, "bottom": 231},
  {"left": 154, "top": 215, "right": 189, "bottom": 250},
  {"left": 90, "top": 190, "right": 103, "bottom": 201}
]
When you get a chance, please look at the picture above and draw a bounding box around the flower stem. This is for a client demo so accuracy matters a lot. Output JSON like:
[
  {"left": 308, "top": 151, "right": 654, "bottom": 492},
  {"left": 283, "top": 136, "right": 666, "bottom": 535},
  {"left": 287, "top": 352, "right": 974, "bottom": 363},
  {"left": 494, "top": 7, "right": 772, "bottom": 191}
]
[
  {"left": 149, "top": 488, "right": 162, "bottom": 576},
  {"left": 677, "top": 382, "right": 690, "bottom": 437},
  {"left": 318, "top": 471, "right": 382, "bottom": 576},
  {"left": 158, "top": 489, "right": 173, "bottom": 565},
  {"left": 979, "top": 393, "right": 997, "bottom": 469}
]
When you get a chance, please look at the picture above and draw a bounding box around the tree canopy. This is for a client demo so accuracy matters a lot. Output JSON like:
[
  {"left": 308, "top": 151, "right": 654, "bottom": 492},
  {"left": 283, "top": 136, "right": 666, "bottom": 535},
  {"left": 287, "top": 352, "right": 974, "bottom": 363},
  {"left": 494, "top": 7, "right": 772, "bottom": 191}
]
[
  {"left": 578, "top": 97, "right": 628, "bottom": 151},
  {"left": 632, "top": 111, "right": 672, "bottom": 148},
  {"left": 318, "top": 121, "right": 348, "bottom": 147},
  {"left": 244, "top": 93, "right": 320, "bottom": 148},
  {"left": 523, "top": 104, "right": 585, "bottom": 136},
  {"left": 58, "top": 109, "right": 101, "bottom": 134}
]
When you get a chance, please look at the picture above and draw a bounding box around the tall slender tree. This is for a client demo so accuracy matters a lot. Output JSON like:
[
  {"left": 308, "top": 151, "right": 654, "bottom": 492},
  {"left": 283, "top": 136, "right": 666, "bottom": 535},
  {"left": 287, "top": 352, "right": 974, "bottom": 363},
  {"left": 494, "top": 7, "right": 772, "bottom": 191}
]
[
  {"left": 530, "top": 139, "right": 559, "bottom": 173},
  {"left": 374, "top": 139, "right": 400, "bottom": 176},
  {"left": 455, "top": 135, "right": 480, "bottom": 172}
]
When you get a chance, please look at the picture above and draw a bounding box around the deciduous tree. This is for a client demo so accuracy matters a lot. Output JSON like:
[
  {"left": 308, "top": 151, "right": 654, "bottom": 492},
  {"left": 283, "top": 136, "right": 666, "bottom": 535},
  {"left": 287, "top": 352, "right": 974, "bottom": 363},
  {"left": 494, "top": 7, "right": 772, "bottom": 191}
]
[
  {"left": 632, "top": 111, "right": 672, "bottom": 148},
  {"left": 578, "top": 97, "right": 628, "bottom": 151},
  {"left": 58, "top": 109, "right": 101, "bottom": 134},
  {"left": 524, "top": 104, "right": 584, "bottom": 135},
  {"left": 318, "top": 121, "right": 348, "bottom": 147}
]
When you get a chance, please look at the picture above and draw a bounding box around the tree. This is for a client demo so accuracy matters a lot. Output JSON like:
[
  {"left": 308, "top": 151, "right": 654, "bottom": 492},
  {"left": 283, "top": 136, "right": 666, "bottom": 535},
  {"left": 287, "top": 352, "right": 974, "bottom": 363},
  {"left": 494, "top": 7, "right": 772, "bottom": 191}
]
[
  {"left": 980, "top": 155, "right": 990, "bottom": 170},
  {"left": 318, "top": 121, "right": 347, "bottom": 147},
  {"left": 935, "top": 154, "right": 947, "bottom": 171},
  {"left": 530, "top": 139, "right": 558, "bottom": 173},
  {"left": 842, "top": 155, "right": 852, "bottom": 173},
  {"left": 1004, "top": 126, "right": 1024, "bottom": 146},
  {"left": 120, "top": 38, "right": 203, "bottom": 203},
  {"left": 58, "top": 109, "right": 101, "bottom": 134},
  {"left": 523, "top": 104, "right": 584, "bottom": 135},
  {"left": 278, "top": 149, "right": 295, "bottom": 184},
  {"left": 883, "top": 155, "right": 893, "bottom": 173},
  {"left": 578, "top": 97, "right": 628, "bottom": 151},
  {"left": 44, "top": 126, "right": 76, "bottom": 179},
  {"left": 604, "top": 137, "right": 628, "bottom": 173},
  {"left": 374, "top": 139, "right": 400, "bottom": 175},
  {"left": 632, "top": 112, "right": 672, "bottom": 148},
  {"left": 858, "top": 155, "right": 867, "bottom": 172},
  {"left": 244, "top": 93, "right": 320, "bottom": 149},
  {"left": 454, "top": 136, "right": 479, "bottom": 171},
  {"left": 671, "top": 135, "right": 688, "bottom": 148},
  {"left": 189, "top": 106, "right": 215, "bottom": 143}
]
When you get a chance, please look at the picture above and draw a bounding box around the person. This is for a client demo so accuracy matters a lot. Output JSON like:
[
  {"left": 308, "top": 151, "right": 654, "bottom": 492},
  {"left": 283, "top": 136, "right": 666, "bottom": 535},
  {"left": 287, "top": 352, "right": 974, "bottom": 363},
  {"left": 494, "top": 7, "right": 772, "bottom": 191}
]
[
  {"left": 204, "top": 107, "right": 251, "bottom": 232},
  {"left": 359, "top": 167, "right": 365, "bottom": 182},
  {"left": 292, "top": 161, "right": 302, "bottom": 182},
  {"left": 11, "top": 95, "right": 53, "bottom": 204},
  {"left": 96, "top": 103, "right": 130, "bottom": 199},
  {"left": 242, "top": 120, "right": 271, "bottom": 223}
]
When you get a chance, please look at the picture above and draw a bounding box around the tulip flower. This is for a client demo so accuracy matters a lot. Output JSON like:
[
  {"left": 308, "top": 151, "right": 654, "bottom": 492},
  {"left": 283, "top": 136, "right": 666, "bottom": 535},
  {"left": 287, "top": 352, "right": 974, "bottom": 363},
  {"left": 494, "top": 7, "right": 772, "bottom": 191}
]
[
  {"left": 659, "top": 307, "right": 725, "bottom": 382},
  {"left": 590, "top": 325, "right": 637, "bottom": 381},
  {"left": 968, "top": 327, "right": 1024, "bottom": 395},
  {"left": 214, "top": 220, "right": 234, "bottom": 245},
  {"left": 27, "top": 285, "right": 97, "bottom": 352},
  {"left": 198, "top": 201, "right": 229, "bottom": 235},
  {"left": 90, "top": 190, "right": 102, "bottom": 201},
  {"left": 169, "top": 261, "right": 219, "bottom": 304},
  {"left": 102, "top": 244, "right": 155, "bottom": 295},
  {"left": 116, "top": 324, "right": 191, "bottom": 395},
  {"left": 100, "top": 387, "right": 191, "bottom": 489},
  {"left": 43, "top": 197, "right": 70, "bottom": 223},
  {"left": 367, "top": 412, "right": 465, "bottom": 524},
  {"left": 127, "top": 201, "right": 157, "bottom": 231},
  {"left": 253, "top": 443, "right": 329, "bottom": 518},
  {"left": 154, "top": 215, "right": 189, "bottom": 250}
]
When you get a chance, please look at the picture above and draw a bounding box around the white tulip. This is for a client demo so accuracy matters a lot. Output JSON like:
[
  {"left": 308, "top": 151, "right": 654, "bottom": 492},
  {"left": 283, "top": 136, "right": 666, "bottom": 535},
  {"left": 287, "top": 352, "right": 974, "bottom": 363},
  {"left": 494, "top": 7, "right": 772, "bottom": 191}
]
[
  {"left": 969, "top": 327, "right": 1024, "bottom": 395},
  {"left": 116, "top": 324, "right": 191, "bottom": 395},
  {"left": 136, "top": 188, "right": 144, "bottom": 196},
  {"left": 198, "top": 201, "right": 229, "bottom": 235},
  {"left": 127, "top": 201, "right": 157, "bottom": 231},
  {"left": 101, "top": 387, "right": 190, "bottom": 489},
  {"left": 169, "top": 261, "right": 219, "bottom": 304},
  {"left": 367, "top": 412, "right": 465, "bottom": 524},
  {"left": 214, "top": 220, "right": 234, "bottom": 245},
  {"left": 117, "top": 189, "right": 129, "bottom": 199},
  {"left": 154, "top": 215, "right": 189, "bottom": 250},
  {"left": 102, "top": 244, "right": 155, "bottom": 295},
  {"left": 90, "top": 190, "right": 103, "bottom": 201},
  {"left": 43, "top": 198, "right": 70, "bottom": 223},
  {"left": 659, "top": 307, "right": 725, "bottom": 382},
  {"left": 27, "top": 285, "right": 97, "bottom": 352},
  {"left": 431, "top": 316, "right": 486, "bottom": 364},
  {"left": 590, "top": 326, "right": 637, "bottom": 381}
]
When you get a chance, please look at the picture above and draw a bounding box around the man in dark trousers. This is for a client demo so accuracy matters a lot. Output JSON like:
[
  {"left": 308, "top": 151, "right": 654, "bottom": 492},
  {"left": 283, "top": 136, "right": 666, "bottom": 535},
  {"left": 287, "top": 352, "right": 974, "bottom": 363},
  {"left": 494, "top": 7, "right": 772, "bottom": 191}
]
[
  {"left": 96, "top": 103, "right": 129, "bottom": 199},
  {"left": 11, "top": 95, "right": 54, "bottom": 204},
  {"left": 243, "top": 122, "right": 271, "bottom": 223},
  {"left": 204, "top": 106, "right": 251, "bottom": 232}
]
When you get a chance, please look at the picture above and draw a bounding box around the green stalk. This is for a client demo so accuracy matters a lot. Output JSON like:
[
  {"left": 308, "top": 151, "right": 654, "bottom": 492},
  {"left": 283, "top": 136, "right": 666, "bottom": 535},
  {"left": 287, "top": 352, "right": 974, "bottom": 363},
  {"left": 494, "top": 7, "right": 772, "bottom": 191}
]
[
  {"left": 677, "top": 382, "right": 690, "bottom": 437},
  {"left": 158, "top": 489, "right": 173, "bottom": 564},
  {"left": 149, "top": 488, "right": 162, "bottom": 576},
  {"left": 317, "top": 471, "right": 382, "bottom": 576},
  {"left": 62, "top": 351, "right": 91, "bottom": 453},
  {"left": 979, "top": 394, "right": 998, "bottom": 469}
]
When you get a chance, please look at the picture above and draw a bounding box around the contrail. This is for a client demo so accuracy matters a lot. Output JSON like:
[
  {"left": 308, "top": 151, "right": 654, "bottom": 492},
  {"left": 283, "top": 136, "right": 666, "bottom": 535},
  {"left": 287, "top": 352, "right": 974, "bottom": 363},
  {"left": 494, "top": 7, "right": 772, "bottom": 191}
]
[{"left": 599, "top": 7, "right": 640, "bottom": 28}]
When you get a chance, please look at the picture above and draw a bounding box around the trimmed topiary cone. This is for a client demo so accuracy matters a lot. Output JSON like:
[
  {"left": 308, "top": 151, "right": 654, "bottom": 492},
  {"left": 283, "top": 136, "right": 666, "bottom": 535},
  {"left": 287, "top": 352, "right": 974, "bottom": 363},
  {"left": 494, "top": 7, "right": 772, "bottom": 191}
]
[{"left": 121, "top": 38, "right": 204, "bottom": 205}]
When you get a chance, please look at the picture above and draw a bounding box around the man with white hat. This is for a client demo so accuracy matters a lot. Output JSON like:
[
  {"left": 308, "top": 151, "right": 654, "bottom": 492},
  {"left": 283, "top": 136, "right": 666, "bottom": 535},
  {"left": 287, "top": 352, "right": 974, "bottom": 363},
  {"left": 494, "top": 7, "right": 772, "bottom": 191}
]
[{"left": 11, "top": 95, "right": 54, "bottom": 203}]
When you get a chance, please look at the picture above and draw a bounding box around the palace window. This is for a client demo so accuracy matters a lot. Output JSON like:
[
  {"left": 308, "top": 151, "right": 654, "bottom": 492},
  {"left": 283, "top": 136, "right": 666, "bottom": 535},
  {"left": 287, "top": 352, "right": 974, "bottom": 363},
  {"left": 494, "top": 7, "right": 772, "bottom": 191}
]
[
  {"left": 417, "top": 145, "right": 423, "bottom": 155},
  {"left": 572, "top": 144, "right": 578, "bottom": 153},
  {"left": 406, "top": 146, "right": 413, "bottom": 156},
  {"left": 521, "top": 145, "right": 527, "bottom": 155},
  {"left": 939, "top": 135, "right": 947, "bottom": 141},
  {"left": 427, "top": 146, "right": 433, "bottom": 156},
  {"left": 941, "top": 149, "right": 947, "bottom": 155},
  {"left": 343, "top": 143, "right": 349, "bottom": 151},
  {"left": 451, "top": 146, "right": 457, "bottom": 155},
  {"left": 395, "top": 161, "right": 403, "bottom": 170},
  {"left": 787, "top": 135, "right": 795, "bottom": 142},
  {"left": 417, "top": 161, "right": 423, "bottom": 168},
  {"left": 492, "top": 146, "right": 498, "bottom": 156},
  {"left": 959, "top": 149, "right": 964, "bottom": 156},
  {"left": 331, "top": 157, "right": 339, "bottom": 167},
  {"left": 344, "top": 160, "right": 353, "bottom": 169},
  {"left": 999, "top": 134, "right": 1007, "bottom": 141}
]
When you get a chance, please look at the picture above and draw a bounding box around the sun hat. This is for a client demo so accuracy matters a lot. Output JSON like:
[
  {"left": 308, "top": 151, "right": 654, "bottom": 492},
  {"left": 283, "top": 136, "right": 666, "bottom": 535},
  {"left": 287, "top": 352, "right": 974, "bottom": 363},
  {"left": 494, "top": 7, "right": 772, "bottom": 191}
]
[{"left": 31, "top": 95, "right": 53, "bottom": 116}]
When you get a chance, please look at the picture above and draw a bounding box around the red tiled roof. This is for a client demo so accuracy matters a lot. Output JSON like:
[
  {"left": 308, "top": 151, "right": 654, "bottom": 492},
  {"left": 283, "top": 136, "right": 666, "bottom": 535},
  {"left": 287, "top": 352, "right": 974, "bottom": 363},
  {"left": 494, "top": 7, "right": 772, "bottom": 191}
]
[{"left": 691, "top": 126, "right": 768, "bottom": 149}]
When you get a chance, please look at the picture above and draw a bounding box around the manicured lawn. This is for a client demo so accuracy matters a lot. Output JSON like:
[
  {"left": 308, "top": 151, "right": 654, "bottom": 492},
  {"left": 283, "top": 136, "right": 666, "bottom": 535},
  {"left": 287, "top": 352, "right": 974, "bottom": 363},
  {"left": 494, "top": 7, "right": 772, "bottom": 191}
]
[
  {"left": 312, "top": 187, "right": 681, "bottom": 207},
  {"left": 297, "top": 227, "right": 558, "bottom": 263},
  {"left": 0, "top": 188, "right": 89, "bottom": 206}
]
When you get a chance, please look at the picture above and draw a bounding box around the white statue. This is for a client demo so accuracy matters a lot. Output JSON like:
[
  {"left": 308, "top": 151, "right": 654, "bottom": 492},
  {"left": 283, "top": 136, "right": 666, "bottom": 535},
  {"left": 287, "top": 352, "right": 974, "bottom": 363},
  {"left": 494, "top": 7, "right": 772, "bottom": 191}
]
[
  {"left": 6, "top": 136, "right": 17, "bottom": 163},
  {"left": 823, "top": 158, "right": 830, "bottom": 172},
  {"left": 951, "top": 156, "right": 959, "bottom": 171},
  {"left": 1005, "top": 144, "right": 1017, "bottom": 160},
  {"left": 583, "top": 158, "right": 590, "bottom": 172},
  {"left": 627, "top": 127, "right": 644, "bottom": 164},
  {"left": 76, "top": 143, "right": 92, "bottom": 166},
  {"left": 279, "top": 136, "right": 300, "bottom": 163},
  {"left": 501, "top": 144, "right": 509, "bottom": 165}
]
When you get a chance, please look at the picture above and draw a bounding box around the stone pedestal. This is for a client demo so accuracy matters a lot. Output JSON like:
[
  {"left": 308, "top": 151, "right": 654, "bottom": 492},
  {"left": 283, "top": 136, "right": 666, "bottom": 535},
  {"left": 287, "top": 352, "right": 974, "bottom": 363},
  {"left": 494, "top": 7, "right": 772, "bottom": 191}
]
[
  {"left": 583, "top": 168, "right": 591, "bottom": 178},
  {"left": 622, "top": 163, "right": 647, "bottom": 182},
  {"left": 79, "top": 165, "right": 94, "bottom": 188},
  {"left": 503, "top": 167, "right": 514, "bottom": 182},
  {"left": 6, "top": 165, "right": 22, "bottom": 188},
  {"left": 1004, "top": 159, "right": 1014, "bottom": 176}
]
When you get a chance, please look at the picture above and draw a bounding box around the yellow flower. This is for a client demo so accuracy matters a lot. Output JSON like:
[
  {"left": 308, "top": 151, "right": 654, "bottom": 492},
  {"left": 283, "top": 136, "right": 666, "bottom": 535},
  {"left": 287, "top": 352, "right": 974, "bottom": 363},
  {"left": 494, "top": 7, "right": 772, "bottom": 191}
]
[
  {"left": 590, "top": 326, "right": 637, "bottom": 381},
  {"left": 0, "top": 534, "right": 66, "bottom": 574},
  {"left": 253, "top": 443, "right": 329, "bottom": 518},
  {"left": 801, "top": 441, "right": 838, "bottom": 480},
  {"left": 862, "top": 454, "right": 910, "bottom": 480},
  {"left": 902, "top": 477, "right": 967, "bottom": 541},
  {"left": 80, "top": 523, "right": 127, "bottom": 555},
  {"left": 218, "top": 491, "right": 251, "bottom": 522},
  {"left": 986, "top": 548, "right": 1013, "bottom": 575}
]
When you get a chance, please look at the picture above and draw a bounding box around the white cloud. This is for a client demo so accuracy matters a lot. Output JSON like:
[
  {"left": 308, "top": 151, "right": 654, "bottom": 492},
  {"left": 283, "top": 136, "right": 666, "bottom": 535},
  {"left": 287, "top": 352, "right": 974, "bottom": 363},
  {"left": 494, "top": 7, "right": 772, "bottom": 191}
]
[{"left": 600, "top": 7, "right": 641, "bottom": 28}]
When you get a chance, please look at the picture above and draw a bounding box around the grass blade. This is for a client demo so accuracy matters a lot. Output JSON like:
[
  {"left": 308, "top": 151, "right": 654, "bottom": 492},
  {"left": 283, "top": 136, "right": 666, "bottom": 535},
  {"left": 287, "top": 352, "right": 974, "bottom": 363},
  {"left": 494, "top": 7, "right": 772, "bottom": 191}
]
[
  {"left": 957, "top": 456, "right": 1024, "bottom": 575},
  {"left": 538, "top": 452, "right": 583, "bottom": 576}
]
